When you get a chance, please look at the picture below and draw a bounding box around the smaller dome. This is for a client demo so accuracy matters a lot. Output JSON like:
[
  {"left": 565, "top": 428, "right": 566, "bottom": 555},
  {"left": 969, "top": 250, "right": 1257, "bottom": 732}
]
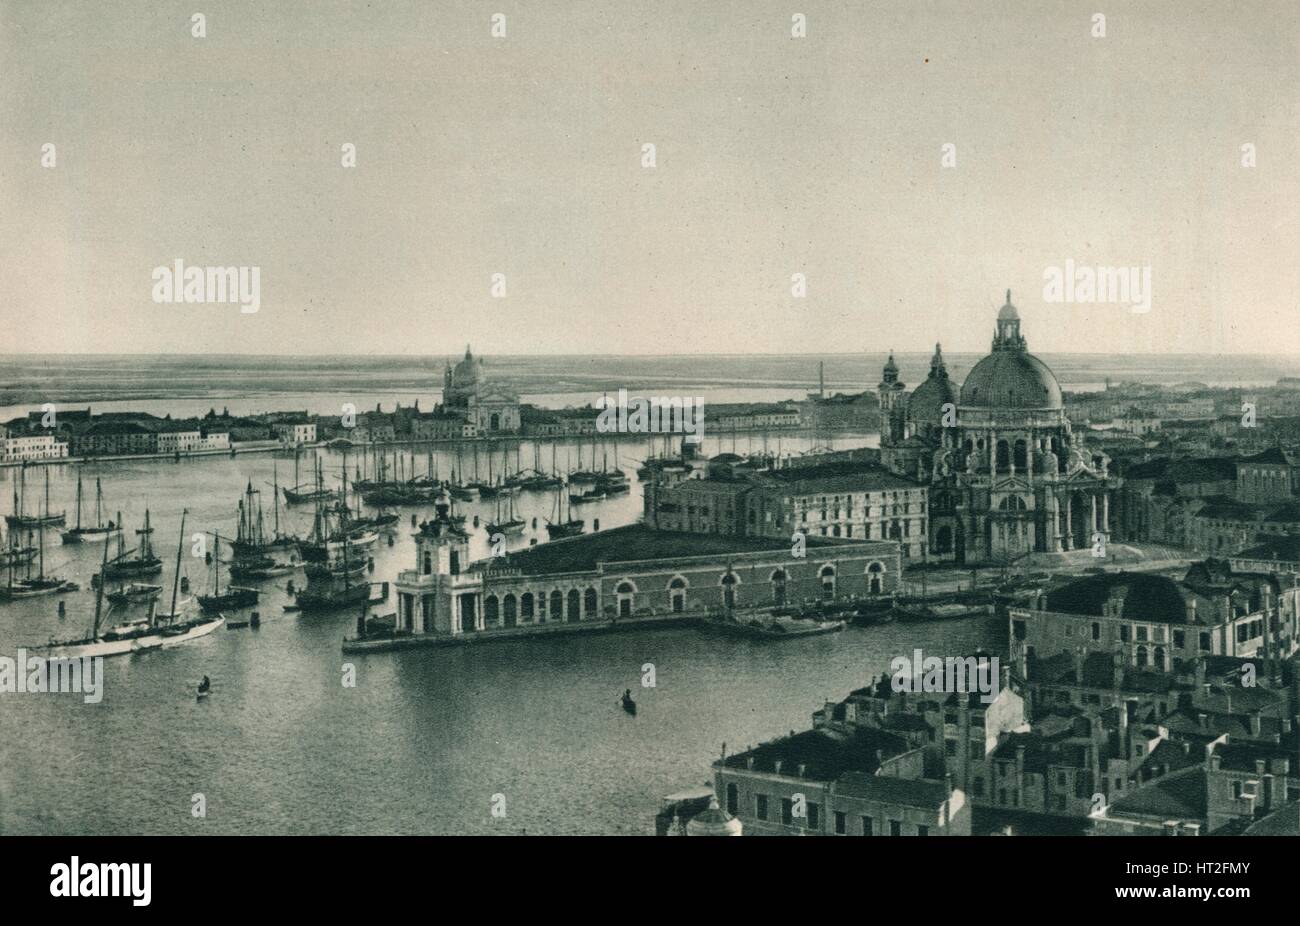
[
  {"left": 908, "top": 375, "right": 958, "bottom": 427},
  {"left": 686, "top": 796, "right": 743, "bottom": 836}
]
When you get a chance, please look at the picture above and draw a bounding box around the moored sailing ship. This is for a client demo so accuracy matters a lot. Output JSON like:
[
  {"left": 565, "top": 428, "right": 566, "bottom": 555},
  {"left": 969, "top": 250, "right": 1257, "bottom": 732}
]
[
  {"left": 6, "top": 467, "right": 66, "bottom": 528},
  {"left": 61, "top": 474, "right": 114, "bottom": 543},
  {"left": 41, "top": 512, "right": 224, "bottom": 658}
]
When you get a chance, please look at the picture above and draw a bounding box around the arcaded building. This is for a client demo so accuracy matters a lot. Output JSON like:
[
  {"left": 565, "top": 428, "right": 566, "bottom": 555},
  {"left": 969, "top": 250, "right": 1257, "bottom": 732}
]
[
  {"left": 879, "top": 292, "right": 1120, "bottom": 563},
  {"left": 392, "top": 520, "right": 902, "bottom": 639}
]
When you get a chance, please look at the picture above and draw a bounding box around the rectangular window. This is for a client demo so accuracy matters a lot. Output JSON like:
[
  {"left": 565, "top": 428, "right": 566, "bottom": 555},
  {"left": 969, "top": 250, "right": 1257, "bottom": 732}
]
[
  {"left": 834, "top": 811, "right": 846, "bottom": 835},
  {"left": 861, "top": 815, "right": 873, "bottom": 836},
  {"left": 917, "top": 825, "right": 928, "bottom": 837},
  {"left": 889, "top": 820, "right": 902, "bottom": 836},
  {"left": 781, "top": 798, "right": 793, "bottom": 825},
  {"left": 756, "top": 794, "right": 768, "bottom": 821},
  {"left": 807, "top": 803, "right": 820, "bottom": 830}
]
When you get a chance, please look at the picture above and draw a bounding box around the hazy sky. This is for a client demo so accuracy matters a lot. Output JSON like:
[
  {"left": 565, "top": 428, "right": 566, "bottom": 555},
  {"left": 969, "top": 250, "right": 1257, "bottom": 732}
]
[{"left": 1, "top": 0, "right": 1297, "bottom": 357}]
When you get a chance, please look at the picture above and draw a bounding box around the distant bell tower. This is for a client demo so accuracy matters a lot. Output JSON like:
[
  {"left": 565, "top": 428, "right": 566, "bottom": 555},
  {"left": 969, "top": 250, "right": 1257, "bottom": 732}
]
[{"left": 877, "top": 351, "right": 905, "bottom": 443}]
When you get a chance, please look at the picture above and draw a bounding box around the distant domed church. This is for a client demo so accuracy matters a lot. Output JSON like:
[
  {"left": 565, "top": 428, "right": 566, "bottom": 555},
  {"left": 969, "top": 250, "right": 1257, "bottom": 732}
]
[
  {"left": 880, "top": 292, "right": 1119, "bottom": 564},
  {"left": 442, "top": 345, "right": 521, "bottom": 433}
]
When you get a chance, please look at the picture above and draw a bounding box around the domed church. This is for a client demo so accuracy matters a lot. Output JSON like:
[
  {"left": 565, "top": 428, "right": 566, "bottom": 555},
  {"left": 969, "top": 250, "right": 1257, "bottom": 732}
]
[
  {"left": 879, "top": 292, "right": 1120, "bottom": 564},
  {"left": 441, "top": 345, "right": 521, "bottom": 433}
]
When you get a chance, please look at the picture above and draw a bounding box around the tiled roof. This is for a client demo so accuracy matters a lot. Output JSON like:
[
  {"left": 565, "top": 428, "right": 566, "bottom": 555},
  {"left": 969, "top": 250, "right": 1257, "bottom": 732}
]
[
  {"left": 719, "top": 728, "right": 908, "bottom": 781},
  {"left": 755, "top": 461, "right": 921, "bottom": 494},
  {"left": 832, "top": 771, "right": 950, "bottom": 809},
  {"left": 483, "top": 524, "right": 872, "bottom": 576},
  {"left": 1108, "top": 766, "right": 1207, "bottom": 820},
  {"left": 1045, "top": 573, "right": 1190, "bottom": 623}
]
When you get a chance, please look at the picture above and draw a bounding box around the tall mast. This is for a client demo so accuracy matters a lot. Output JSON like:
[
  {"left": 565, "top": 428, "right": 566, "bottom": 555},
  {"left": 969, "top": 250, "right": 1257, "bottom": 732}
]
[
  {"left": 272, "top": 460, "right": 281, "bottom": 536},
  {"left": 74, "top": 471, "right": 83, "bottom": 530},
  {"left": 166, "top": 509, "right": 187, "bottom": 624},
  {"left": 91, "top": 541, "right": 110, "bottom": 640}
]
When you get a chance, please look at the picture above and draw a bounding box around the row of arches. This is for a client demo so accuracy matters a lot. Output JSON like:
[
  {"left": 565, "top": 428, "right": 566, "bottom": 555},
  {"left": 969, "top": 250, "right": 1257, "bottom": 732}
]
[{"left": 481, "top": 587, "right": 600, "bottom": 628}]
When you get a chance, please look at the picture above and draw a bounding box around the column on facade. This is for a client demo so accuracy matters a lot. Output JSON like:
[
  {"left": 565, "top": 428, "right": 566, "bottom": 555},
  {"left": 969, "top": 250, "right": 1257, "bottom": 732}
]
[
  {"left": 1102, "top": 491, "right": 1111, "bottom": 538},
  {"left": 475, "top": 592, "right": 486, "bottom": 631},
  {"left": 1064, "top": 495, "right": 1073, "bottom": 550},
  {"left": 1049, "top": 492, "right": 1060, "bottom": 553},
  {"left": 1090, "top": 493, "right": 1098, "bottom": 538},
  {"left": 988, "top": 431, "right": 996, "bottom": 474}
]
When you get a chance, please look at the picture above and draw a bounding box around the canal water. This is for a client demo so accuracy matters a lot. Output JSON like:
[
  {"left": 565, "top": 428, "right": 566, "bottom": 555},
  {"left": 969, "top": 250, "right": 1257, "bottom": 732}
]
[{"left": 0, "top": 433, "right": 1001, "bottom": 835}]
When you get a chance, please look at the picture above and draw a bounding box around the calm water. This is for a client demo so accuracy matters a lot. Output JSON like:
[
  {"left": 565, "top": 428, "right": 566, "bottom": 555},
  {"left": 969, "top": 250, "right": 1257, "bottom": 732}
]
[{"left": 0, "top": 431, "right": 1004, "bottom": 835}]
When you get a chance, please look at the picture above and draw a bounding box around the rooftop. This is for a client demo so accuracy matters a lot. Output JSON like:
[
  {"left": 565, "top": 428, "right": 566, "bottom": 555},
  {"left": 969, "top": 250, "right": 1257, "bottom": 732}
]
[
  {"left": 833, "top": 771, "right": 951, "bottom": 809},
  {"left": 1107, "top": 766, "right": 1207, "bottom": 820},
  {"left": 755, "top": 460, "right": 921, "bottom": 494},
  {"left": 481, "top": 523, "right": 877, "bottom": 577},
  {"left": 719, "top": 728, "right": 908, "bottom": 781}
]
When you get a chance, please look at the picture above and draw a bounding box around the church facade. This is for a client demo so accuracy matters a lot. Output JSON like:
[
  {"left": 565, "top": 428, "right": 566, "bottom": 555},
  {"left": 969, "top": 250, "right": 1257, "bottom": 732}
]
[
  {"left": 879, "top": 292, "right": 1121, "bottom": 564},
  {"left": 441, "top": 346, "right": 521, "bottom": 433}
]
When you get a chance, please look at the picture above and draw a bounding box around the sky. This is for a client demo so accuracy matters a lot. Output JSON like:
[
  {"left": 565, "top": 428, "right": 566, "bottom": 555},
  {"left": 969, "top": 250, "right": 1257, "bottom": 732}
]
[{"left": 1, "top": 0, "right": 1297, "bottom": 357}]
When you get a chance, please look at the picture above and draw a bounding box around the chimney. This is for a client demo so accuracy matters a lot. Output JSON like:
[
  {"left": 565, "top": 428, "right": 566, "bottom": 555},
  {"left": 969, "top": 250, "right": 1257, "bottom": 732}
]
[
  {"left": 1262, "top": 773, "right": 1276, "bottom": 811},
  {"left": 773, "top": 760, "right": 783, "bottom": 776},
  {"left": 1197, "top": 712, "right": 1208, "bottom": 731},
  {"left": 1074, "top": 648, "right": 1085, "bottom": 686},
  {"left": 1186, "top": 598, "right": 1197, "bottom": 624},
  {"left": 1113, "top": 650, "right": 1124, "bottom": 690},
  {"left": 797, "top": 763, "right": 807, "bottom": 778},
  {"left": 1249, "top": 713, "right": 1261, "bottom": 737},
  {"left": 746, "top": 757, "right": 754, "bottom": 770}
]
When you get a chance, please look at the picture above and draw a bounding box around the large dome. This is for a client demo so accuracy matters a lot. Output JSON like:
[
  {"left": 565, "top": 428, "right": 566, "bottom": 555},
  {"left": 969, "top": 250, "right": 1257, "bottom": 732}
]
[
  {"left": 959, "top": 351, "right": 1062, "bottom": 409},
  {"left": 958, "top": 292, "right": 1063, "bottom": 410}
]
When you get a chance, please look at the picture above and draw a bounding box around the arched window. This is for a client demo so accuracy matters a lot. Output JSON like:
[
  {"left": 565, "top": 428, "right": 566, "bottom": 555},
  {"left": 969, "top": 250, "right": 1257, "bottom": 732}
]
[
  {"left": 521, "top": 592, "right": 534, "bottom": 621},
  {"left": 1135, "top": 645, "right": 1148, "bottom": 668},
  {"left": 503, "top": 593, "right": 517, "bottom": 628},
  {"left": 616, "top": 581, "right": 636, "bottom": 617},
  {"left": 867, "top": 561, "right": 885, "bottom": 595},
  {"left": 721, "top": 573, "right": 738, "bottom": 610},
  {"left": 567, "top": 588, "right": 581, "bottom": 622},
  {"left": 668, "top": 576, "right": 687, "bottom": 613},
  {"left": 819, "top": 565, "right": 836, "bottom": 601},
  {"left": 584, "top": 587, "right": 598, "bottom": 616},
  {"left": 1153, "top": 646, "right": 1166, "bottom": 672},
  {"left": 771, "top": 569, "right": 787, "bottom": 607},
  {"left": 484, "top": 594, "right": 499, "bottom": 626},
  {"left": 422, "top": 550, "right": 433, "bottom": 575},
  {"left": 550, "top": 590, "right": 563, "bottom": 621}
]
